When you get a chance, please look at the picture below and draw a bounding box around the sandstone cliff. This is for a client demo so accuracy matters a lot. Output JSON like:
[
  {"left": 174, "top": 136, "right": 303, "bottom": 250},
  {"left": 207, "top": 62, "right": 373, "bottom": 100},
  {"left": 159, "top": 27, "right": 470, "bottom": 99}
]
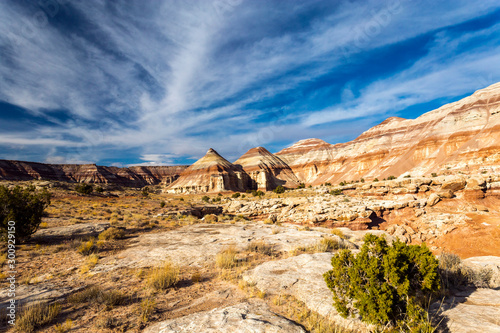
[
  {"left": 166, "top": 148, "right": 252, "bottom": 193},
  {"left": 276, "top": 82, "right": 500, "bottom": 185},
  {"left": 234, "top": 147, "right": 300, "bottom": 190},
  {"left": 0, "top": 160, "right": 187, "bottom": 187}
]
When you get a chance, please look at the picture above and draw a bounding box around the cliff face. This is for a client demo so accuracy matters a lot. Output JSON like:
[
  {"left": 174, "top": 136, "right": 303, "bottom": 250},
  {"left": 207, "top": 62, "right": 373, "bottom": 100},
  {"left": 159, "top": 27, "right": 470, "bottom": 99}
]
[
  {"left": 166, "top": 148, "right": 252, "bottom": 193},
  {"left": 276, "top": 82, "right": 500, "bottom": 185},
  {"left": 234, "top": 147, "right": 300, "bottom": 190},
  {"left": 3, "top": 83, "right": 500, "bottom": 190},
  {"left": 0, "top": 160, "right": 187, "bottom": 187}
]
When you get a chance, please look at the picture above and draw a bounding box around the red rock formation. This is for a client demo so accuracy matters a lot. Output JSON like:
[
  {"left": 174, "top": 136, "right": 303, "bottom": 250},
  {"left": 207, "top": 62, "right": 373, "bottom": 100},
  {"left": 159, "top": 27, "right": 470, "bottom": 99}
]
[
  {"left": 166, "top": 148, "right": 251, "bottom": 193},
  {"left": 234, "top": 147, "right": 299, "bottom": 190},
  {"left": 276, "top": 82, "right": 500, "bottom": 185},
  {"left": 0, "top": 160, "right": 187, "bottom": 187}
]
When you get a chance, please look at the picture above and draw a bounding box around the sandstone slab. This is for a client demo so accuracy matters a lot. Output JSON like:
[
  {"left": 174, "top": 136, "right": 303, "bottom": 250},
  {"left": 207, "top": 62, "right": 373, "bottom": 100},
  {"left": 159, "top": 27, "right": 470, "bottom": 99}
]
[
  {"left": 242, "top": 253, "right": 371, "bottom": 332},
  {"left": 95, "top": 223, "right": 351, "bottom": 271},
  {"left": 143, "top": 301, "right": 306, "bottom": 333},
  {"left": 32, "top": 222, "right": 110, "bottom": 240},
  {"left": 440, "top": 288, "right": 500, "bottom": 333}
]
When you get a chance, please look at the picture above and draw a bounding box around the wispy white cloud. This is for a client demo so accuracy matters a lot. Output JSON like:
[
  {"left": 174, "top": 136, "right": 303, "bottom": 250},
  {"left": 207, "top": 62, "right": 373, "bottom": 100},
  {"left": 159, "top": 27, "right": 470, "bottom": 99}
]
[{"left": 0, "top": 0, "right": 499, "bottom": 164}]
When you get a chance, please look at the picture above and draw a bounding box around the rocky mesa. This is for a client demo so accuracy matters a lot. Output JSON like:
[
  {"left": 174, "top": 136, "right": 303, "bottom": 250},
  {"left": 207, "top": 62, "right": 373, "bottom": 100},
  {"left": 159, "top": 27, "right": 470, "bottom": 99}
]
[
  {"left": 276, "top": 82, "right": 500, "bottom": 185},
  {"left": 0, "top": 160, "right": 187, "bottom": 187}
]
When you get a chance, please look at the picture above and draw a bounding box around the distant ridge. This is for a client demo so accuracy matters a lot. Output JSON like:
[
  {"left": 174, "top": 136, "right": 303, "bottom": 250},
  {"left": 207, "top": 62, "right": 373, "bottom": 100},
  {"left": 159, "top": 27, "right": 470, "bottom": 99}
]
[
  {"left": 2, "top": 82, "right": 500, "bottom": 191},
  {"left": 0, "top": 159, "right": 187, "bottom": 187}
]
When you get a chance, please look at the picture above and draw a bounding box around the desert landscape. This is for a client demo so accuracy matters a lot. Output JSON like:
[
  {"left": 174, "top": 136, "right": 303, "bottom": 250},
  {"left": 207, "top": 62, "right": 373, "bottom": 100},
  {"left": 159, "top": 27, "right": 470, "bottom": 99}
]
[
  {"left": 2, "top": 1, "right": 500, "bottom": 332},
  {"left": 1, "top": 83, "right": 500, "bottom": 332}
]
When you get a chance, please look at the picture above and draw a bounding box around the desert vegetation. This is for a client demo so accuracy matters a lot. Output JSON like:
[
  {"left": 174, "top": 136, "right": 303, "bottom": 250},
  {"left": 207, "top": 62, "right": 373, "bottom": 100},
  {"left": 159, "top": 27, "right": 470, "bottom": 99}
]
[{"left": 0, "top": 176, "right": 498, "bottom": 333}]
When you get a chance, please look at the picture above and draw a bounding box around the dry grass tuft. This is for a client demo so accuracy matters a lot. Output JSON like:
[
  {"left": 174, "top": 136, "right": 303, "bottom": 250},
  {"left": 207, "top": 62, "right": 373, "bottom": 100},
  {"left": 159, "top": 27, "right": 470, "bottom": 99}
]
[
  {"left": 139, "top": 298, "right": 156, "bottom": 323},
  {"left": 246, "top": 240, "right": 275, "bottom": 256},
  {"left": 68, "top": 285, "right": 126, "bottom": 309},
  {"left": 77, "top": 239, "right": 97, "bottom": 255},
  {"left": 215, "top": 246, "right": 238, "bottom": 269},
  {"left": 80, "top": 253, "right": 99, "bottom": 274},
  {"left": 330, "top": 228, "right": 347, "bottom": 239},
  {"left": 53, "top": 319, "right": 73, "bottom": 333},
  {"left": 15, "top": 302, "right": 61, "bottom": 333},
  {"left": 147, "top": 261, "right": 180, "bottom": 290},
  {"left": 98, "top": 227, "right": 126, "bottom": 240}
]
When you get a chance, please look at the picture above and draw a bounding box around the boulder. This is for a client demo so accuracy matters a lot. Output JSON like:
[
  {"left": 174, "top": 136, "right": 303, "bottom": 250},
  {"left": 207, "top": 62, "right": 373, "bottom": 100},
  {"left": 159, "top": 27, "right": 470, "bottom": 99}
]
[
  {"left": 243, "top": 253, "right": 372, "bottom": 332},
  {"left": 438, "top": 189, "right": 455, "bottom": 199},
  {"left": 466, "top": 177, "right": 487, "bottom": 190},
  {"left": 441, "top": 178, "right": 466, "bottom": 192},
  {"left": 143, "top": 301, "right": 307, "bottom": 333},
  {"left": 427, "top": 193, "right": 441, "bottom": 207},
  {"left": 32, "top": 222, "right": 110, "bottom": 240},
  {"left": 463, "top": 256, "right": 500, "bottom": 288}
]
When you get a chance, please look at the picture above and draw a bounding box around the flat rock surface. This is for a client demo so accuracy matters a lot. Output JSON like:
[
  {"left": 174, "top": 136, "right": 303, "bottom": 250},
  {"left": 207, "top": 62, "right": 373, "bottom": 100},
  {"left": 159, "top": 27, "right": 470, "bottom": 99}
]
[
  {"left": 0, "top": 283, "right": 81, "bottom": 308},
  {"left": 463, "top": 256, "right": 500, "bottom": 288},
  {"left": 441, "top": 288, "right": 500, "bottom": 333},
  {"left": 242, "top": 253, "right": 370, "bottom": 332},
  {"left": 143, "top": 300, "right": 306, "bottom": 333},
  {"left": 32, "top": 222, "right": 110, "bottom": 239},
  {"left": 96, "top": 223, "right": 355, "bottom": 271}
]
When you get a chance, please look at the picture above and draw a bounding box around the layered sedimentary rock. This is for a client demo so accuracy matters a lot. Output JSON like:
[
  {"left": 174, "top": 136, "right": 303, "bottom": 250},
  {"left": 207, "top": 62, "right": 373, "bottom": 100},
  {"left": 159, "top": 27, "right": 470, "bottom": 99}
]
[
  {"left": 276, "top": 82, "right": 500, "bottom": 185},
  {"left": 166, "top": 148, "right": 251, "bottom": 193},
  {"left": 0, "top": 160, "right": 187, "bottom": 186},
  {"left": 234, "top": 147, "right": 300, "bottom": 190}
]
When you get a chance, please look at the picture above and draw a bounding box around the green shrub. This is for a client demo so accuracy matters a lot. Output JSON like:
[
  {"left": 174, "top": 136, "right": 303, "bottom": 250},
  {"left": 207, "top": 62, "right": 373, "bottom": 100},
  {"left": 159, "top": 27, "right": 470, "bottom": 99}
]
[
  {"left": 95, "top": 186, "right": 104, "bottom": 193},
  {"left": 297, "top": 183, "right": 305, "bottom": 189},
  {"left": 160, "top": 200, "right": 166, "bottom": 208},
  {"left": 360, "top": 178, "right": 365, "bottom": 183},
  {"left": 231, "top": 193, "right": 241, "bottom": 198},
  {"left": 141, "top": 187, "right": 150, "bottom": 197},
  {"left": 373, "top": 178, "right": 379, "bottom": 182},
  {"left": 251, "top": 190, "right": 265, "bottom": 197},
  {"left": 431, "top": 173, "right": 438, "bottom": 177},
  {"left": 273, "top": 185, "right": 285, "bottom": 194},
  {"left": 387, "top": 175, "right": 397, "bottom": 180},
  {"left": 324, "top": 234, "right": 440, "bottom": 330},
  {"left": 201, "top": 195, "right": 210, "bottom": 203},
  {"left": 404, "top": 174, "right": 411, "bottom": 178},
  {"left": 0, "top": 185, "right": 51, "bottom": 241},
  {"left": 75, "top": 183, "right": 93, "bottom": 194},
  {"left": 324, "top": 182, "right": 332, "bottom": 186},
  {"left": 329, "top": 189, "right": 343, "bottom": 196},
  {"left": 339, "top": 181, "right": 345, "bottom": 186}
]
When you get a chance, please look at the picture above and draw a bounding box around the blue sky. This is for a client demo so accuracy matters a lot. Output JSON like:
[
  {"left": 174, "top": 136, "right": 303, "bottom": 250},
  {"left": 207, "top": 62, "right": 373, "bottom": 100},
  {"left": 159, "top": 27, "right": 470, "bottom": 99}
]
[{"left": 0, "top": 0, "right": 499, "bottom": 166}]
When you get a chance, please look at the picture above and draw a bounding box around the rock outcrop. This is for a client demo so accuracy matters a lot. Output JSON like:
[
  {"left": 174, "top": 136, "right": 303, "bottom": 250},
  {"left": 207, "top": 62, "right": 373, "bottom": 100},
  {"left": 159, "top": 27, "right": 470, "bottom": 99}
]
[
  {"left": 143, "top": 301, "right": 307, "bottom": 333},
  {"left": 0, "top": 160, "right": 187, "bottom": 187},
  {"left": 234, "top": 146, "right": 300, "bottom": 190},
  {"left": 166, "top": 148, "right": 252, "bottom": 193},
  {"left": 276, "top": 82, "right": 500, "bottom": 185}
]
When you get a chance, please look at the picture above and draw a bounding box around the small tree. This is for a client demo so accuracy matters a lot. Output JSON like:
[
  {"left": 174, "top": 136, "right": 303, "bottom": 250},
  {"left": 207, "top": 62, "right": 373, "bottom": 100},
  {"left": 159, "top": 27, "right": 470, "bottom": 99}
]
[
  {"left": 324, "top": 234, "right": 440, "bottom": 331},
  {"left": 0, "top": 185, "right": 51, "bottom": 240},
  {"left": 231, "top": 193, "right": 241, "bottom": 199},
  {"left": 273, "top": 185, "right": 285, "bottom": 194}
]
